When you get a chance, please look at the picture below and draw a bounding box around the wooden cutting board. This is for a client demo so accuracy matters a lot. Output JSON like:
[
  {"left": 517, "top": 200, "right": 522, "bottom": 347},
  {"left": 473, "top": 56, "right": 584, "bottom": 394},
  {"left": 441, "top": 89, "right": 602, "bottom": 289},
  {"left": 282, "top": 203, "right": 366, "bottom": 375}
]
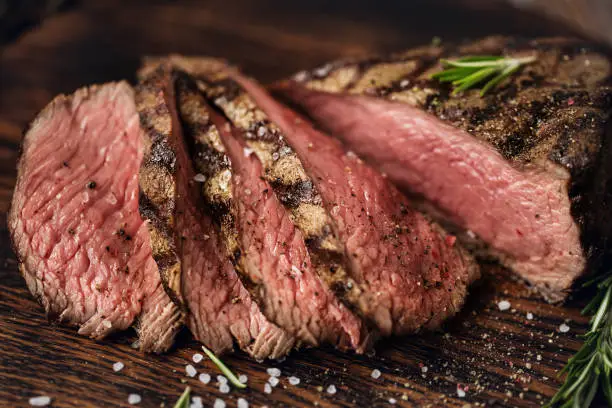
[{"left": 0, "top": 1, "right": 595, "bottom": 406}]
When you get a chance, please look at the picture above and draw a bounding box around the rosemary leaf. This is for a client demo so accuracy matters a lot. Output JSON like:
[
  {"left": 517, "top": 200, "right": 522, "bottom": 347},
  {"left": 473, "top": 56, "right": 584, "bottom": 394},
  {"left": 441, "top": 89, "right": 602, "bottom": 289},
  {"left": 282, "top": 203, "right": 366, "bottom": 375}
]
[
  {"left": 172, "top": 386, "right": 190, "bottom": 408},
  {"left": 432, "top": 55, "right": 535, "bottom": 96},
  {"left": 202, "top": 345, "right": 247, "bottom": 389}
]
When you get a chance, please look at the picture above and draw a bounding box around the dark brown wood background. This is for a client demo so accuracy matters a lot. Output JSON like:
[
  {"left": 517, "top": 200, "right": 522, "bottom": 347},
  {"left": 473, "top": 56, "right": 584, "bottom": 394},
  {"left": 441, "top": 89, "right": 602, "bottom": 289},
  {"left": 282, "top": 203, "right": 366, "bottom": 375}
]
[{"left": 0, "top": 1, "right": 603, "bottom": 407}]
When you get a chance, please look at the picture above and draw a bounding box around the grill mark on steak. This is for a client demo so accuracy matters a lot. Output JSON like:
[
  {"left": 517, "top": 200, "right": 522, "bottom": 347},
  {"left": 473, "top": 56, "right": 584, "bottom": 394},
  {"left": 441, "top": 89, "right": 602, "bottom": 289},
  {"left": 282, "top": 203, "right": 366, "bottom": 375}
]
[
  {"left": 235, "top": 73, "right": 480, "bottom": 335},
  {"left": 8, "top": 82, "right": 182, "bottom": 352},
  {"left": 154, "top": 57, "right": 376, "bottom": 331},
  {"left": 279, "top": 36, "right": 612, "bottom": 301},
  {"left": 173, "top": 69, "right": 369, "bottom": 351},
  {"left": 135, "top": 69, "right": 184, "bottom": 310}
]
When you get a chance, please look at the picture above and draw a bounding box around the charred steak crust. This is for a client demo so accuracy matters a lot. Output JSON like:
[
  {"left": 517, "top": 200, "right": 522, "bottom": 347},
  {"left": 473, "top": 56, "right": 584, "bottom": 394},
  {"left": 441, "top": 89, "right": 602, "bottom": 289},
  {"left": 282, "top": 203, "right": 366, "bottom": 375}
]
[
  {"left": 287, "top": 36, "right": 612, "bottom": 299},
  {"left": 135, "top": 66, "right": 185, "bottom": 310},
  {"left": 157, "top": 57, "right": 376, "bottom": 331}
]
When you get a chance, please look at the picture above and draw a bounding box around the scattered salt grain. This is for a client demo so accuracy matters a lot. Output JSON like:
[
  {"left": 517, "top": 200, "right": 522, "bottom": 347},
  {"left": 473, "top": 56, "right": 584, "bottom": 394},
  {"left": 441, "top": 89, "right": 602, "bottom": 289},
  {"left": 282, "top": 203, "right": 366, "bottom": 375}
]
[
  {"left": 29, "top": 396, "right": 51, "bottom": 407},
  {"left": 526, "top": 312, "right": 534, "bottom": 320},
  {"left": 537, "top": 354, "right": 542, "bottom": 361},
  {"left": 186, "top": 364, "right": 197, "bottom": 377},
  {"left": 264, "top": 383, "right": 272, "bottom": 394},
  {"left": 267, "top": 368, "right": 281, "bottom": 377},
  {"left": 243, "top": 147, "right": 254, "bottom": 157},
  {"left": 239, "top": 374, "right": 248, "bottom": 384},
  {"left": 371, "top": 369, "right": 381, "bottom": 379},
  {"left": 421, "top": 366, "right": 428, "bottom": 374},
  {"left": 219, "top": 383, "right": 230, "bottom": 394},
  {"left": 112, "top": 362, "right": 124, "bottom": 372},
  {"left": 257, "top": 126, "right": 266, "bottom": 137},
  {"left": 288, "top": 376, "right": 300, "bottom": 385},
  {"left": 192, "top": 353, "right": 204, "bottom": 363},
  {"left": 237, "top": 398, "right": 249, "bottom": 408},
  {"left": 102, "top": 320, "right": 112, "bottom": 329},
  {"left": 326, "top": 385, "right": 337, "bottom": 395},
  {"left": 128, "top": 393, "right": 141, "bottom": 405},
  {"left": 291, "top": 265, "right": 302, "bottom": 276},
  {"left": 217, "top": 375, "right": 228, "bottom": 384},
  {"left": 213, "top": 398, "right": 226, "bottom": 408},
  {"left": 193, "top": 173, "right": 206, "bottom": 182},
  {"left": 526, "top": 363, "right": 532, "bottom": 369},
  {"left": 389, "top": 398, "right": 397, "bottom": 404},
  {"left": 268, "top": 376, "right": 280, "bottom": 387},
  {"left": 191, "top": 396, "right": 203, "bottom": 408},
  {"left": 457, "top": 389, "right": 466, "bottom": 398},
  {"left": 497, "top": 300, "right": 511, "bottom": 311},
  {"left": 559, "top": 323, "right": 570, "bottom": 333},
  {"left": 198, "top": 373, "right": 211, "bottom": 384}
]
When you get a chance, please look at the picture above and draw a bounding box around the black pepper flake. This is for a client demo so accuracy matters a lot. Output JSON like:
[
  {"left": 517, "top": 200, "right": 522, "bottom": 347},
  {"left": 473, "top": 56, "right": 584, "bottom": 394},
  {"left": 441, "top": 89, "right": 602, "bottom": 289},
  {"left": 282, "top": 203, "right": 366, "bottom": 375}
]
[
  {"left": 124, "top": 235, "right": 132, "bottom": 241},
  {"left": 68, "top": 228, "right": 75, "bottom": 235},
  {"left": 105, "top": 246, "right": 110, "bottom": 252},
  {"left": 87, "top": 181, "right": 97, "bottom": 189},
  {"left": 117, "top": 228, "right": 125, "bottom": 237},
  {"left": 62, "top": 161, "right": 69, "bottom": 168},
  {"left": 124, "top": 266, "right": 130, "bottom": 274}
]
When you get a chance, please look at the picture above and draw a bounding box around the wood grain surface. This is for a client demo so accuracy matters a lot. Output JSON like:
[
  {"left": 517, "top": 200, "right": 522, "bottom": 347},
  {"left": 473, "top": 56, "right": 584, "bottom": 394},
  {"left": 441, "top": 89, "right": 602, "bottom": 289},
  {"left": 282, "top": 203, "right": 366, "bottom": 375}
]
[{"left": 0, "top": 1, "right": 601, "bottom": 407}]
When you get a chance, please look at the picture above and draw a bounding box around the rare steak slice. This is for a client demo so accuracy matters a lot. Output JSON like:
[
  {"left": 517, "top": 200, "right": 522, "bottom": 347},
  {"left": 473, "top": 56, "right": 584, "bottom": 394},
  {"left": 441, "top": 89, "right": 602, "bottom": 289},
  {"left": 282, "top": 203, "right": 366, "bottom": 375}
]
[
  {"left": 8, "top": 82, "right": 182, "bottom": 352},
  {"left": 278, "top": 36, "right": 612, "bottom": 302},
  {"left": 234, "top": 73, "right": 480, "bottom": 335},
  {"left": 138, "top": 64, "right": 294, "bottom": 359},
  {"left": 173, "top": 69, "right": 368, "bottom": 351}
]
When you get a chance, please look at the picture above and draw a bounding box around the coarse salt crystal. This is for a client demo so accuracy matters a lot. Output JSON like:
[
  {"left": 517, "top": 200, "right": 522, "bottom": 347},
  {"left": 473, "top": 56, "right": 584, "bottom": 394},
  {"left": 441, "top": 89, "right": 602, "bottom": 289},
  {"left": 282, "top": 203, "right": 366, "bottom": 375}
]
[
  {"left": 267, "top": 368, "right": 281, "bottom": 377},
  {"left": 371, "top": 369, "right": 381, "bottom": 379},
  {"left": 389, "top": 398, "right": 397, "bottom": 404},
  {"left": 526, "top": 312, "right": 534, "bottom": 320},
  {"left": 326, "top": 385, "right": 337, "bottom": 395},
  {"left": 257, "top": 127, "right": 266, "bottom": 137},
  {"left": 526, "top": 363, "right": 532, "bottom": 369},
  {"left": 217, "top": 375, "right": 228, "bottom": 384},
  {"left": 559, "top": 323, "right": 570, "bottom": 333},
  {"left": 288, "top": 376, "right": 300, "bottom": 385},
  {"left": 421, "top": 366, "right": 428, "bottom": 373},
  {"left": 193, "top": 173, "right": 206, "bottom": 182},
  {"left": 243, "top": 147, "right": 254, "bottom": 157},
  {"left": 219, "top": 383, "right": 230, "bottom": 394},
  {"left": 102, "top": 320, "right": 112, "bottom": 329},
  {"left": 291, "top": 265, "right": 302, "bottom": 276},
  {"left": 113, "top": 362, "right": 124, "bottom": 372},
  {"left": 537, "top": 354, "right": 542, "bottom": 361},
  {"left": 268, "top": 376, "right": 280, "bottom": 387},
  {"left": 237, "top": 398, "right": 249, "bottom": 408},
  {"left": 457, "top": 389, "right": 466, "bottom": 398},
  {"left": 192, "top": 353, "right": 204, "bottom": 363},
  {"left": 497, "top": 300, "right": 511, "bottom": 311},
  {"left": 213, "top": 398, "right": 226, "bottom": 408},
  {"left": 191, "top": 396, "right": 203, "bottom": 408},
  {"left": 186, "top": 364, "right": 197, "bottom": 377},
  {"left": 29, "top": 396, "right": 51, "bottom": 407},
  {"left": 264, "top": 383, "right": 272, "bottom": 394},
  {"left": 239, "top": 374, "right": 248, "bottom": 384},
  {"left": 198, "top": 373, "right": 211, "bottom": 384},
  {"left": 128, "top": 394, "right": 141, "bottom": 405}
]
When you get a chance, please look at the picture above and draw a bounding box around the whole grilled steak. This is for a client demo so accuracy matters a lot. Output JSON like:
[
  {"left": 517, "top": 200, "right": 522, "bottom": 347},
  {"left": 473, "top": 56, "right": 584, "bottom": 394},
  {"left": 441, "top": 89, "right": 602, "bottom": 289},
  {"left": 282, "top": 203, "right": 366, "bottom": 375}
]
[
  {"left": 278, "top": 36, "right": 612, "bottom": 302},
  {"left": 138, "top": 65, "right": 295, "bottom": 359},
  {"left": 170, "top": 66, "right": 368, "bottom": 351},
  {"left": 235, "top": 74, "right": 480, "bottom": 335},
  {"left": 8, "top": 82, "right": 182, "bottom": 352}
]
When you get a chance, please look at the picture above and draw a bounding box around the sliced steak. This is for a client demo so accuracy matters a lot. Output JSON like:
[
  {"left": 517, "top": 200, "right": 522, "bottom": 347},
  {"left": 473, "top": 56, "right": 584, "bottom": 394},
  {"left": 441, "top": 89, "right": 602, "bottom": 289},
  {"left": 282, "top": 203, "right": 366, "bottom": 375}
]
[
  {"left": 278, "top": 36, "right": 612, "bottom": 301},
  {"left": 172, "top": 68, "right": 368, "bottom": 351},
  {"left": 234, "top": 74, "right": 479, "bottom": 335},
  {"left": 8, "top": 82, "right": 182, "bottom": 352},
  {"left": 138, "top": 65, "right": 294, "bottom": 359}
]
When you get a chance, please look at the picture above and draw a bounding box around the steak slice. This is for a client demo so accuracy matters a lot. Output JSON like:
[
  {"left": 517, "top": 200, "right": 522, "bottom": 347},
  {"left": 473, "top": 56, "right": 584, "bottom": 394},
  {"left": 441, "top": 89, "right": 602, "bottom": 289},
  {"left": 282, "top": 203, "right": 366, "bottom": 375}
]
[
  {"left": 234, "top": 73, "right": 480, "bottom": 335},
  {"left": 172, "top": 68, "right": 368, "bottom": 351},
  {"left": 8, "top": 82, "right": 182, "bottom": 352},
  {"left": 278, "top": 36, "right": 612, "bottom": 302},
  {"left": 138, "top": 64, "right": 294, "bottom": 359}
]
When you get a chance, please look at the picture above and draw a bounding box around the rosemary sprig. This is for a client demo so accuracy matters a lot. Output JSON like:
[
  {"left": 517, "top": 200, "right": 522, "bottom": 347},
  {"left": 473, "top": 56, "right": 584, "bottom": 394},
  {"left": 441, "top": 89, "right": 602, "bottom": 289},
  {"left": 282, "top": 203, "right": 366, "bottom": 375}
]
[
  {"left": 172, "top": 386, "right": 191, "bottom": 408},
  {"left": 431, "top": 55, "right": 536, "bottom": 96},
  {"left": 202, "top": 345, "right": 247, "bottom": 389},
  {"left": 547, "top": 272, "right": 612, "bottom": 407}
]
